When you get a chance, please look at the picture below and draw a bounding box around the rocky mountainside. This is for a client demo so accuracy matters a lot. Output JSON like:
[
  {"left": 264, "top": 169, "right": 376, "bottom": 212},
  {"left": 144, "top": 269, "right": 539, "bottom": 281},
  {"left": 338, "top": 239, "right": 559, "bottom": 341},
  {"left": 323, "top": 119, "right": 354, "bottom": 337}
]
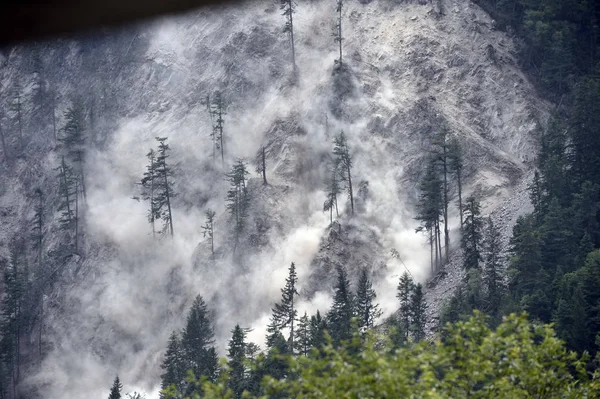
[{"left": 0, "top": 0, "right": 549, "bottom": 397}]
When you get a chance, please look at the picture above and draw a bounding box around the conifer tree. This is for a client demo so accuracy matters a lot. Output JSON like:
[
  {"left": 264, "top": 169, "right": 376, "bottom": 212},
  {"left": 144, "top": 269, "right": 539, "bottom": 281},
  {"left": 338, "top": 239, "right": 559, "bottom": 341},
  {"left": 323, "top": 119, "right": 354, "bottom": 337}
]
[
  {"left": 528, "top": 169, "right": 545, "bottom": 221},
  {"left": 294, "top": 312, "right": 311, "bottom": 356},
  {"left": 202, "top": 93, "right": 216, "bottom": 160},
  {"left": 409, "top": 283, "right": 427, "bottom": 341},
  {"left": 55, "top": 156, "right": 79, "bottom": 252},
  {"left": 448, "top": 137, "right": 464, "bottom": 229},
  {"left": 31, "top": 188, "right": 44, "bottom": 268},
  {"left": 160, "top": 331, "right": 186, "bottom": 397},
  {"left": 154, "top": 137, "right": 176, "bottom": 236},
  {"left": 181, "top": 295, "right": 218, "bottom": 383},
  {"left": 280, "top": 0, "right": 297, "bottom": 71},
  {"left": 140, "top": 149, "right": 160, "bottom": 238},
  {"left": 211, "top": 92, "right": 226, "bottom": 165},
  {"left": 355, "top": 267, "right": 382, "bottom": 331},
  {"left": 462, "top": 196, "right": 483, "bottom": 271},
  {"left": 333, "top": 0, "right": 344, "bottom": 66},
  {"left": 254, "top": 145, "right": 268, "bottom": 185},
  {"left": 396, "top": 272, "right": 414, "bottom": 340},
  {"left": 0, "top": 238, "right": 29, "bottom": 389},
  {"left": 326, "top": 266, "right": 355, "bottom": 345},
  {"left": 323, "top": 163, "right": 340, "bottom": 224},
  {"left": 432, "top": 127, "right": 451, "bottom": 261},
  {"left": 202, "top": 209, "right": 216, "bottom": 257},
  {"left": 227, "top": 325, "right": 248, "bottom": 399},
  {"left": 60, "top": 102, "right": 87, "bottom": 198},
  {"left": 226, "top": 159, "right": 250, "bottom": 240},
  {"left": 309, "top": 310, "right": 326, "bottom": 349},
  {"left": 108, "top": 376, "right": 123, "bottom": 399},
  {"left": 415, "top": 159, "right": 443, "bottom": 272},
  {"left": 483, "top": 217, "right": 504, "bottom": 316},
  {"left": 271, "top": 262, "right": 299, "bottom": 350},
  {"left": 333, "top": 131, "right": 354, "bottom": 214},
  {"left": 10, "top": 80, "right": 24, "bottom": 150}
]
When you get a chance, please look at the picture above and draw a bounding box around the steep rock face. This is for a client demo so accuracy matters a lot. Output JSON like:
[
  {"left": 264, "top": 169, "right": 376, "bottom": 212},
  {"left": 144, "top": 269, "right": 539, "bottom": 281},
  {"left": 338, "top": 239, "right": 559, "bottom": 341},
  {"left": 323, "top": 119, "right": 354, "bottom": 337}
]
[{"left": 0, "top": 0, "right": 548, "bottom": 397}]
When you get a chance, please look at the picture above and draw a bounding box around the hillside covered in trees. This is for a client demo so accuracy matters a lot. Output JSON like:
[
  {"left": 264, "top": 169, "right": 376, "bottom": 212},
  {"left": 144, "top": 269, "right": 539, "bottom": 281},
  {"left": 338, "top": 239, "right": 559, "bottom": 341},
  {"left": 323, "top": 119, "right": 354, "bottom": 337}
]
[{"left": 0, "top": 0, "right": 598, "bottom": 397}]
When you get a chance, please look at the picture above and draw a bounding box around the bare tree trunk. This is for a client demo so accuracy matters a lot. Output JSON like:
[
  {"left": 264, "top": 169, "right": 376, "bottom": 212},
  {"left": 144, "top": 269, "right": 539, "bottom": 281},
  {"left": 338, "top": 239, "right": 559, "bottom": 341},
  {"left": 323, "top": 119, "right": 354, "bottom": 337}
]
[
  {"left": 347, "top": 163, "right": 354, "bottom": 214},
  {"left": 338, "top": 7, "right": 343, "bottom": 66},
  {"left": 442, "top": 145, "right": 449, "bottom": 262},
  {"left": 262, "top": 146, "right": 267, "bottom": 185},
  {"left": 457, "top": 169, "right": 463, "bottom": 230},
  {"left": 288, "top": 0, "right": 296, "bottom": 71},
  {"left": 429, "top": 228, "right": 434, "bottom": 274},
  {"left": 75, "top": 180, "right": 79, "bottom": 254},
  {"left": 164, "top": 173, "right": 174, "bottom": 236}
]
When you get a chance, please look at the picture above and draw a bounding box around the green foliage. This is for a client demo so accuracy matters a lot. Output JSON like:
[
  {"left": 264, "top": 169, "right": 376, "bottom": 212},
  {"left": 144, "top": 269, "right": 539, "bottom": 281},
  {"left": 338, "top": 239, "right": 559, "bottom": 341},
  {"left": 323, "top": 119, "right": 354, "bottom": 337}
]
[
  {"left": 396, "top": 272, "right": 414, "bottom": 340},
  {"left": 153, "top": 137, "right": 176, "bottom": 236},
  {"left": 225, "top": 159, "right": 250, "bottom": 238},
  {"left": 172, "top": 313, "right": 599, "bottom": 398},
  {"left": 270, "top": 262, "right": 299, "bottom": 349},
  {"left": 160, "top": 332, "right": 186, "bottom": 397},
  {"left": 462, "top": 196, "right": 483, "bottom": 271},
  {"left": 180, "top": 295, "right": 218, "bottom": 388},
  {"left": 415, "top": 158, "right": 443, "bottom": 272},
  {"left": 227, "top": 325, "right": 248, "bottom": 399},
  {"left": 332, "top": 131, "right": 353, "bottom": 214},
  {"left": 482, "top": 217, "right": 505, "bottom": 318},
  {"left": 326, "top": 266, "right": 355, "bottom": 346},
  {"left": 355, "top": 267, "right": 382, "bottom": 331}
]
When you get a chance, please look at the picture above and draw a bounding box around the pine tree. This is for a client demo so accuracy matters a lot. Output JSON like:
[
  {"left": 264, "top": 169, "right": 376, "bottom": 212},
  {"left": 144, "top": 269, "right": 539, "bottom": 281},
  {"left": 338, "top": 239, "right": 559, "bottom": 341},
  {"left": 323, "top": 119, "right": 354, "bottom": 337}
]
[
  {"left": 294, "top": 312, "right": 311, "bottom": 356},
  {"left": 462, "top": 196, "right": 483, "bottom": 271},
  {"left": 409, "top": 283, "right": 427, "bottom": 341},
  {"left": 59, "top": 102, "right": 87, "bottom": 198},
  {"left": 227, "top": 325, "right": 248, "bottom": 399},
  {"left": 254, "top": 146, "right": 267, "bottom": 185},
  {"left": 271, "top": 262, "right": 299, "bottom": 351},
  {"left": 0, "top": 237, "right": 31, "bottom": 391},
  {"left": 55, "top": 156, "right": 79, "bottom": 252},
  {"left": 202, "top": 209, "right": 216, "bottom": 257},
  {"left": 203, "top": 94, "right": 216, "bottom": 161},
  {"left": 108, "top": 376, "right": 123, "bottom": 399},
  {"left": 280, "top": 0, "right": 297, "bottom": 71},
  {"left": 309, "top": 310, "right": 326, "bottom": 349},
  {"left": 31, "top": 188, "right": 44, "bottom": 268},
  {"left": 140, "top": 149, "right": 160, "bottom": 239},
  {"left": 355, "top": 267, "right": 382, "bottom": 331},
  {"left": 225, "top": 159, "right": 250, "bottom": 241},
  {"left": 482, "top": 217, "right": 504, "bottom": 316},
  {"left": 431, "top": 127, "right": 451, "bottom": 262},
  {"left": 160, "top": 331, "right": 186, "bottom": 397},
  {"left": 415, "top": 159, "right": 443, "bottom": 272},
  {"left": 508, "top": 214, "right": 543, "bottom": 298},
  {"left": 211, "top": 92, "right": 226, "bottom": 165},
  {"left": 396, "top": 272, "right": 414, "bottom": 340},
  {"left": 326, "top": 266, "right": 355, "bottom": 345},
  {"left": 323, "top": 163, "right": 340, "bottom": 224},
  {"left": 333, "top": 0, "right": 344, "bottom": 66},
  {"left": 333, "top": 131, "right": 354, "bottom": 214},
  {"left": 528, "top": 169, "right": 545, "bottom": 221},
  {"left": 10, "top": 79, "right": 24, "bottom": 150},
  {"left": 181, "top": 295, "right": 218, "bottom": 383},
  {"left": 448, "top": 137, "right": 464, "bottom": 229},
  {"left": 153, "top": 137, "right": 176, "bottom": 236}
]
